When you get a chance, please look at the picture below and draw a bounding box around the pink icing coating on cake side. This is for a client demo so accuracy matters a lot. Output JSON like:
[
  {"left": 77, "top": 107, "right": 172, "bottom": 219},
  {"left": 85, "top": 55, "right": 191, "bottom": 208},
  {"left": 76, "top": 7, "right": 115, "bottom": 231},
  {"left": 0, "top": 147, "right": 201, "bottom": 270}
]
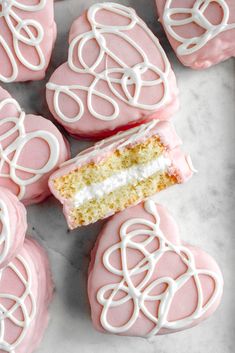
[
  {"left": 88, "top": 201, "right": 223, "bottom": 337},
  {"left": 49, "top": 120, "right": 193, "bottom": 229},
  {"left": 0, "top": 87, "right": 71, "bottom": 205},
  {"left": 0, "top": 187, "right": 27, "bottom": 269},
  {"left": 0, "top": 237, "right": 53, "bottom": 353},
  {"left": 156, "top": 0, "right": 235, "bottom": 69},
  {"left": 0, "top": 0, "right": 57, "bottom": 82},
  {"left": 46, "top": 2, "right": 179, "bottom": 139}
]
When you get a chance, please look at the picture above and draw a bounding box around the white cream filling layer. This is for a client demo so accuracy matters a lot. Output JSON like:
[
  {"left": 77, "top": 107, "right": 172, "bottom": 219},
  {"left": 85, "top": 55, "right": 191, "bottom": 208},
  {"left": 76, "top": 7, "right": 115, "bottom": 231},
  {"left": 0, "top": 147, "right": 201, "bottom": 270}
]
[{"left": 73, "top": 155, "right": 171, "bottom": 207}]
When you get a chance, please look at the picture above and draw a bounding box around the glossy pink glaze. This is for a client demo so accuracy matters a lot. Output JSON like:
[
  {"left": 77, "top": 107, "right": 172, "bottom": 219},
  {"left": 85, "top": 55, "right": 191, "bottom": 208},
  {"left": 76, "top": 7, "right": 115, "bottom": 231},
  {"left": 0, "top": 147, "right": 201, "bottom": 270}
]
[
  {"left": 0, "top": 237, "right": 53, "bottom": 353},
  {"left": 49, "top": 120, "right": 193, "bottom": 229},
  {"left": 46, "top": 3, "right": 179, "bottom": 139},
  {"left": 0, "top": 0, "right": 56, "bottom": 82},
  {"left": 0, "top": 187, "right": 27, "bottom": 269},
  {"left": 156, "top": 0, "right": 235, "bottom": 69},
  {"left": 0, "top": 87, "right": 71, "bottom": 205},
  {"left": 88, "top": 202, "right": 223, "bottom": 337}
]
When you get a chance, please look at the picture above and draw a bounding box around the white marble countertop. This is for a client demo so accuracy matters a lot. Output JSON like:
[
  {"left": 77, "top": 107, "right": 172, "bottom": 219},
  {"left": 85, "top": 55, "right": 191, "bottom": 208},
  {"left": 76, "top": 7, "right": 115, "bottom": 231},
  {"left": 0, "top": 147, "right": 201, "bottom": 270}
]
[{"left": 2, "top": 0, "right": 235, "bottom": 352}]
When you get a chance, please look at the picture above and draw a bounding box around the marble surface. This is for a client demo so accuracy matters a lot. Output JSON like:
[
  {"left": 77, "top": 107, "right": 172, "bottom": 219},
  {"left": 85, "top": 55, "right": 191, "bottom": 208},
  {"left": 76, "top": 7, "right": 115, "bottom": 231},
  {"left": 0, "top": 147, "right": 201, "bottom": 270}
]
[{"left": 2, "top": 0, "right": 235, "bottom": 352}]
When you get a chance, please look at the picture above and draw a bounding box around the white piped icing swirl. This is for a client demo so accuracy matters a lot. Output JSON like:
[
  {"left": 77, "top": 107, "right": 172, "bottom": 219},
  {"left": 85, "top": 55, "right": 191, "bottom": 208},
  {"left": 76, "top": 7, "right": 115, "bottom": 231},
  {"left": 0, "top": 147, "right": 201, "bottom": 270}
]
[
  {"left": 163, "top": 0, "right": 235, "bottom": 55},
  {"left": 0, "top": 0, "right": 46, "bottom": 83},
  {"left": 0, "top": 97, "right": 60, "bottom": 200},
  {"left": 97, "top": 200, "right": 222, "bottom": 337},
  {"left": 0, "top": 199, "right": 11, "bottom": 266},
  {"left": 47, "top": 2, "right": 171, "bottom": 123},
  {"left": 0, "top": 254, "right": 36, "bottom": 352}
]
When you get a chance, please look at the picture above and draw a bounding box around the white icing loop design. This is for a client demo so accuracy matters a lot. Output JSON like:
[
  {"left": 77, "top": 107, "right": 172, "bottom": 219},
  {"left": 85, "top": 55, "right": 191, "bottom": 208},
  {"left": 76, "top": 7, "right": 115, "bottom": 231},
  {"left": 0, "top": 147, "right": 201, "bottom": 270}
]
[
  {"left": 0, "top": 254, "right": 36, "bottom": 352},
  {"left": 47, "top": 2, "right": 170, "bottom": 123},
  {"left": 163, "top": 0, "right": 235, "bottom": 55},
  {"left": 97, "top": 200, "right": 222, "bottom": 337},
  {"left": 0, "top": 0, "right": 46, "bottom": 83},
  {"left": 0, "top": 199, "right": 11, "bottom": 266},
  {"left": 0, "top": 98, "right": 60, "bottom": 200}
]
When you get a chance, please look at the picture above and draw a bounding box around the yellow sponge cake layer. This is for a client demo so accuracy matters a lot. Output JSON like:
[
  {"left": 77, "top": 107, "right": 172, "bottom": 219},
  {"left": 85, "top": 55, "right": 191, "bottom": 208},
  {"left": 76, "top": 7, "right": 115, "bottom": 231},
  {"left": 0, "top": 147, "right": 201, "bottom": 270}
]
[
  {"left": 49, "top": 120, "right": 193, "bottom": 229},
  {"left": 53, "top": 136, "right": 164, "bottom": 199},
  {"left": 70, "top": 172, "right": 176, "bottom": 226}
]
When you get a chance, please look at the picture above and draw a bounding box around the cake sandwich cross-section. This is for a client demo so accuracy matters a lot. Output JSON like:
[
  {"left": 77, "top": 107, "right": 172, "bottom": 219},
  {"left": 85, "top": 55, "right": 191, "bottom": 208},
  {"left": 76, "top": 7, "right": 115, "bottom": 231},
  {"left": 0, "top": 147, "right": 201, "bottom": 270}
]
[{"left": 49, "top": 120, "right": 194, "bottom": 229}]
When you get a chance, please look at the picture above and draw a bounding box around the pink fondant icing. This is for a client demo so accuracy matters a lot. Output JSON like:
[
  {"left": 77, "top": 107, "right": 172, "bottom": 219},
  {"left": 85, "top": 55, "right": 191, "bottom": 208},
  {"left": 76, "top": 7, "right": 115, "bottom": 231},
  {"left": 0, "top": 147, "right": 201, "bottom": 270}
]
[
  {"left": 0, "top": 0, "right": 56, "bottom": 82},
  {"left": 0, "top": 87, "right": 71, "bottom": 205},
  {"left": 88, "top": 201, "right": 223, "bottom": 337},
  {"left": 0, "top": 237, "right": 53, "bottom": 353},
  {"left": 49, "top": 120, "right": 193, "bottom": 229},
  {"left": 156, "top": 0, "right": 235, "bottom": 69},
  {"left": 46, "top": 2, "right": 179, "bottom": 139},
  {"left": 0, "top": 187, "right": 27, "bottom": 269}
]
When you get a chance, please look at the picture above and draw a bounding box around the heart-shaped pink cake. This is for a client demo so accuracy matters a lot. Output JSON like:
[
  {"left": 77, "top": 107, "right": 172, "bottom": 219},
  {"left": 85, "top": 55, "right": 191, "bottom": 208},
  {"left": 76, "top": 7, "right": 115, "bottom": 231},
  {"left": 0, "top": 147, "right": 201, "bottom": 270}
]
[
  {"left": 46, "top": 2, "right": 179, "bottom": 139},
  {"left": 0, "top": 187, "right": 27, "bottom": 269},
  {"left": 88, "top": 200, "right": 223, "bottom": 337},
  {"left": 0, "top": 237, "right": 53, "bottom": 353},
  {"left": 155, "top": 0, "right": 235, "bottom": 69},
  {"left": 0, "top": 0, "right": 56, "bottom": 82},
  {"left": 0, "top": 87, "right": 70, "bottom": 205}
]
